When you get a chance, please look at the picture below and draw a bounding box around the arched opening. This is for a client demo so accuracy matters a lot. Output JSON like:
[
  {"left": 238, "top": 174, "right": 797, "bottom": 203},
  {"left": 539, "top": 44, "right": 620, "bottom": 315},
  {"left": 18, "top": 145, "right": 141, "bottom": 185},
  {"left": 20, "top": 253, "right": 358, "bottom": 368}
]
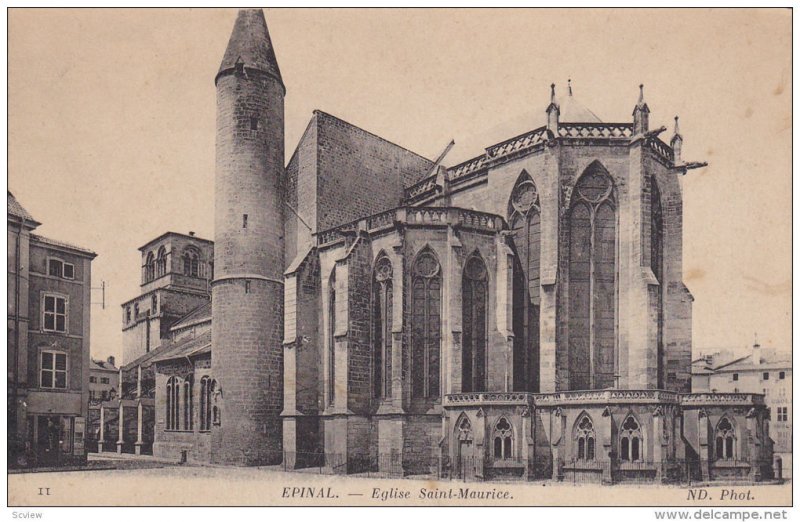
[
  {"left": 328, "top": 269, "right": 336, "bottom": 406},
  {"left": 411, "top": 248, "right": 441, "bottom": 399},
  {"left": 619, "top": 415, "right": 642, "bottom": 462},
  {"left": 462, "top": 253, "right": 488, "bottom": 392},
  {"left": 372, "top": 254, "right": 393, "bottom": 399},
  {"left": 575, "top": 414, "right": 596, "bottom": 461},
  {"left": 493, "top": 417, "right": 513, "bottom": 459},
  {"left": 568, "top": 162, "right": 617, "bottom": 390},
  {"left": 715, "top": 417, "right": 735, "bottom": 460}
]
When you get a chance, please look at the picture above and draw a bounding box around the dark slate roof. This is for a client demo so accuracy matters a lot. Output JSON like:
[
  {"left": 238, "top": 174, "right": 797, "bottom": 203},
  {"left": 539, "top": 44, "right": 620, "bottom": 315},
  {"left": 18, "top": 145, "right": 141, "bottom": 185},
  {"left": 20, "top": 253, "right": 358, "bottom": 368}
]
[
  {"left": 151, "top": 330, "right": 212, "bottom": 364},
  {"left": 217, "top": 9, "right": 283, "bottom": 87},
  {"left": 169, "top": 301, "right": 212, "bottom": 332},
  {"left": 91, "top": 358, "right": 118, "bottom": 372},
  {"left": 7, "top": 191, "right": 39, "bottom": 225},
  {"left": 31, "top": 233, "right": 97, "bottom": 258}
]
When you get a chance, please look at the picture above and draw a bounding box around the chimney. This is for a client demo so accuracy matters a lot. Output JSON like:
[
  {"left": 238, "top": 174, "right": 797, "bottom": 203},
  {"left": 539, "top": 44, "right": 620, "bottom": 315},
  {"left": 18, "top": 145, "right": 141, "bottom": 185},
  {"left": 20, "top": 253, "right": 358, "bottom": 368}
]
[
  {"left": 189, "top": 231, "right": 196, "bottom": 237},
  {"left": 107, "top": 355, "right": 116, "bottom": 367},
  {"left": 752, "top": 337, "right": 761, "bottom": 366}
]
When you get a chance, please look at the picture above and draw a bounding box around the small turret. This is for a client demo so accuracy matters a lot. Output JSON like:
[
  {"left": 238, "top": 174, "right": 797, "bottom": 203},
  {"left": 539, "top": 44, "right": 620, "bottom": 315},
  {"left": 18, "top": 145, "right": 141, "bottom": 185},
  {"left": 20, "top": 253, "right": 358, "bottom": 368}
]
[
  {"left": 633, "top": 84, "right": 650, "bottom": 135},
  {"left": 670, "top": 116, "right": 683, "bottom": 164},
  {"left": 546, "top": 83, "right": 560, "bottom": 133}
]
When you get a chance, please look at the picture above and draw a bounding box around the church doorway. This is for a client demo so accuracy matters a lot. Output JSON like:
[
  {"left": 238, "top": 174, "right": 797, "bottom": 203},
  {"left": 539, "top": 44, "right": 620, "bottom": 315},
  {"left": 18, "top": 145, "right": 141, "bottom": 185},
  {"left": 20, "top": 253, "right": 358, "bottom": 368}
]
[{"left": 457, "top": 439, "right": 475, "bottom": 481}]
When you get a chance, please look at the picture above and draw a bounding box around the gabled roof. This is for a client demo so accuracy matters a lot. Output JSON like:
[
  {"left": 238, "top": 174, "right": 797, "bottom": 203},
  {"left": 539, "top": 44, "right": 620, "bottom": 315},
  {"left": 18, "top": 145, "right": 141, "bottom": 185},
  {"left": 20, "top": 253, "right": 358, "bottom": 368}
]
[
  {"left": 169, "top": 301, "right": 212, "bottom": 332},
  {"left": 7, "top": 191, "right": 40, "bottom": 227}
]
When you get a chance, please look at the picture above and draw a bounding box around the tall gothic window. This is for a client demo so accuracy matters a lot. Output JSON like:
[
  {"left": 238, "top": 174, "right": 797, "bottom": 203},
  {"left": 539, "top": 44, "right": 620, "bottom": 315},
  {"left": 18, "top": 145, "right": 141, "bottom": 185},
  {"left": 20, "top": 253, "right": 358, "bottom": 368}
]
[
  {"left": 328, "top": 269, "right": 336, "bottom": 406},
  {"left": 199, "top": 376, "right": 211, "bottom": 431},
  {"left": 651, "top": 181, "right": 665, "bottom": 388},
  {"left": 145, "top": 252, "right": 155, "bottom": 283},
  {"left": 493, "top": 417, "right": 513, "bottom": 459},
  {"left": 372, "top": 255, "right": 393, "bottom": 399},
  {"left": 568, "top": 164, "right": 616, "bottom": 390},
  {"left": 575, "top": 415, "right": 596, "bottom": 461},
  {"left": 715, "top": 417, "right": 735, "bottom": 460},
  {"left": 156, "top": 247, "right": 167, "bottom": 278},
  {"left": 183, "top": 375, "right": 193, "bottom": 431},
  {"left": 462, "top": 254, "right": 488, "bottom": 392},
  {"left": 508, "top": 172, "right": 540, "bottom": 392},
  {"left": 619, "top": 415, "right": 642, "bottom": 462},
  {"left": 166, "top": 376, "right": 180, "bottom": 430},
  {"left": 411, "top": 249, "right": 441, "bottom": 399}
]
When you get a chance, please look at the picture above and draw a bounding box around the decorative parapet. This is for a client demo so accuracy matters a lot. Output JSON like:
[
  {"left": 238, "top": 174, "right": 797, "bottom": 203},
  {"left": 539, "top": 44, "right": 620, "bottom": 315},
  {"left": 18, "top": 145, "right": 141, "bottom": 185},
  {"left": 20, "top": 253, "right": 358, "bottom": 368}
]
[
  {"left": 315, "top": 207, "right": 506, "bottom": 248},
  {"left": 486, "top": 127, "right": 549, "bottom": 159},
  {"left": 679, "top": 393, "right": 765, "bottom": 407},
  {"left": 557, "top": 123, "right": 633, "bottom": 140},
  {"left": 533, "top": 389, "right": 680, "bottom": 407},
  {"left": 444, "top": 392, "right": 534, "bottom": 407}
]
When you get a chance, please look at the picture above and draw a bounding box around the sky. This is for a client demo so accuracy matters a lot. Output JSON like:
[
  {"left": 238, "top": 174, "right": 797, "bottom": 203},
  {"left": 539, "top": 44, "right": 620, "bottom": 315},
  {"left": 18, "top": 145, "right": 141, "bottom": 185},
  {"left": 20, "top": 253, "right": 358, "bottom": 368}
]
[{"left": 8, "top": 8, "right": 791, "bottom": 364}]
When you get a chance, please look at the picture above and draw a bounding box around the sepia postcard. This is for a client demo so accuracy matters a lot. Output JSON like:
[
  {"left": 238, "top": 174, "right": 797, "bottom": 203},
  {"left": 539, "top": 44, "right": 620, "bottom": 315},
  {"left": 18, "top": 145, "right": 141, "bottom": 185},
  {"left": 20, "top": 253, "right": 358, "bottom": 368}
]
[{"left": 5, "top": 6, "right": 793, "bottom": 511}]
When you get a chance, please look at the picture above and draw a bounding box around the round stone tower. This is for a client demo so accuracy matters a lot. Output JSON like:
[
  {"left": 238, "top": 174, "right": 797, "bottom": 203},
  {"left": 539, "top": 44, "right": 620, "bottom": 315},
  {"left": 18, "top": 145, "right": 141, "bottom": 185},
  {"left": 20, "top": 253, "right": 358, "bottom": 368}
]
[{"left": 211, "top": 8, "right": 285, "bottom": 465}]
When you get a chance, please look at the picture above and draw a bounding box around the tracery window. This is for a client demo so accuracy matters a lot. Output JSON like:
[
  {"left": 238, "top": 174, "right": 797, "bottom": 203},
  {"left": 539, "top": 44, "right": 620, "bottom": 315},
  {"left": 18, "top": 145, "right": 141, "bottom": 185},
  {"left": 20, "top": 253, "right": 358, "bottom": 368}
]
[
  {"left": 183, "top": 250, "right": 200, "bottom": 277},
  {"left": 199, "top": 376, "right": 212, "bottom": 431},
  {"left": 462, "top": 254, "right": 488, "bottom": 392},
  {"left": 456, "top": 415, "right": 473, "bottom": 441},
  {"left": 651, "top": 181, "right": 665, "bottom": 388},
  {"left": 619, "top": 415, "right": 642, "bottom": 462},
  {"left": 372, "top": 255, "right": 393, "bottom": 399},
  {"left": 166, "top": 376, "right": 180, "bottom": 430},
  {"left": 508, "top": 172, "right": 540, "bottom": 391},
  {"left": 411, "top": 249, "right": 441, "bottom": 399},
  {"left": 183, "top": 375, "right": 193, "bottom": 431},
  {"left": 575, "top": 415, "right": 596, "bottom": 461},
  {"left": 715, "top": 417, "right": 735, "bottom": 460},
  {"left": 493, "top": 417, "right": 513, "bottom": 459},
  {"left": 156, "top": 247, "right": 167, "bottom": 278},
  {"left": 568, "top": 164, "right": 617, "bottom": 390}
]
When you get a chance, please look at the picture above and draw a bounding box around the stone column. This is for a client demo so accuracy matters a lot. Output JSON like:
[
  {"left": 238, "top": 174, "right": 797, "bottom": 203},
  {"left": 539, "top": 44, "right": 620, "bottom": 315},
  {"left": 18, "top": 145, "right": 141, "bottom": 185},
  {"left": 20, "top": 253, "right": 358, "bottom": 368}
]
[
  {"left": 116, "top": 403, "right": 124, "bottom": 454},
  {"left": 135, "top": 401, "right": 144, "bottom": 455},
  {"left": 652, "top": 409, "right": 663, "bottom": 482},
  {"left": 600, "top": 407, "right": 614, "bottom": 484},
  {"left": 98, "top": 406, "right": 105, "bottom": 452},
  {"left": 698, "top": 411, "right": 711, "bottom": 482}
]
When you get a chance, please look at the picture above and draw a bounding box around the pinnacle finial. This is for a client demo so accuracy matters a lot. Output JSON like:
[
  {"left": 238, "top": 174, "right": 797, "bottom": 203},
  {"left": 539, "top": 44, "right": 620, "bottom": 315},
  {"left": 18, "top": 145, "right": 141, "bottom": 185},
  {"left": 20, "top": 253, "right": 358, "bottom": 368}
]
[
  {"left": 638, "top": 84, "right": 645, "bottom": 104},
  {"left": 673, "top": 116, "right": 680, "bottom": 135},
  {"left": 568, "top": 79, "right": 573, "bottom": 96},
  {"left": 550, "top": 83, "right": 556, "bottom": 102}
]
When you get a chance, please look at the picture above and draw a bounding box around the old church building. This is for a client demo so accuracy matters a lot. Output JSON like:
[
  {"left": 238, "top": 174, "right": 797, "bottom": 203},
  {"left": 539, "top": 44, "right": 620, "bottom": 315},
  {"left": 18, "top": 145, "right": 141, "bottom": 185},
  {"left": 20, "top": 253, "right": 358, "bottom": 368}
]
[{"left": 128, "top": 9, "right": 773, "bottom": 483}]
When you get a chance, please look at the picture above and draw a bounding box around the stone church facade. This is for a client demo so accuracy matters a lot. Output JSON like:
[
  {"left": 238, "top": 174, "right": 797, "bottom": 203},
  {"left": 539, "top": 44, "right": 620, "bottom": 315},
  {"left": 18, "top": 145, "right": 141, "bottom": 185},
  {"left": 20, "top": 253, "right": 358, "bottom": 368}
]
[{"left": 148, "top": 9, "right": 774, "bottom": 483}]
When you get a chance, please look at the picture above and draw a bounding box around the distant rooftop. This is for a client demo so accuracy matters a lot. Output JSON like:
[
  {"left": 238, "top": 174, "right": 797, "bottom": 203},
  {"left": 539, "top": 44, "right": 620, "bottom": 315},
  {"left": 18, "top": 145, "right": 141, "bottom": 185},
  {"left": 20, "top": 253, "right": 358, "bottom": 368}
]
[
  {"left": 7, "top": 191, "right": 40, "bottom": 226},
  {"left": 31, "top": 233, "right": 97, "bottom": 258}
]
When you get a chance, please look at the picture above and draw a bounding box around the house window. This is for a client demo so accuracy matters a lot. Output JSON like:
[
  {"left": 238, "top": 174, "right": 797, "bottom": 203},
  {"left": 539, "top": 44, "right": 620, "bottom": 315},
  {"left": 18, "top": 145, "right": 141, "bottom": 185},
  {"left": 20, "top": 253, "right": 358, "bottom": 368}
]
[
  {"left": 620, "top": 415, "right": 642, "bottom": 462},
  {"left": 508, "top": 172, "right": 541, "bottom": 392},
  {"left": 371, "top": 255, "right": 393, "bottom": 399},
  {"left": 166, "top": 376, "right": 180, "bottom": 430},
  {"left": 763, "top": 372, "right": 770, "bottom": 380},
  {"left": 41, "top": 350, "right": 68, "bottom": 389},
  {"left": 715, "top": 417, "right": 735, "bottom": 460},
  {"left": 779, "top": 371, "right": 785, "bottom": 380},
  {"left": 732, "top": 373, "right": 738, "bottom": 381},
  {"left": 493, "top": 417, "right": 513, "bottom": 459},
  {"left": 183, "top": 376, "right": 193, "bottom": 431},
  {"left": 411, "top": 249, "right": 441, "bottom": 399},
  {"left": 101, "top": 377, "right": 110, "bottom": 384},
  {"left": 575, "top": 415, "right": 596, "bottom": 461},
  {"left": 777, "top": 407, "right": 788, "bottom": 422},
  {"left": 200, "top": 376, "right": 212, "bottom": 431},
  {"left": 462, "top": 254, "right": 488, "bottom": 393},
  {"left": 89, "top": 376, "right": 97, "bottom": 383},
  {"left": 63, "top": 263, "right": 74, "bottom": 279},
  {"left": 568, "top": 164, "right": 617, "bottom": 390},
  {"left": 42, "top": 294, "right": 67, "bottom": 333}
]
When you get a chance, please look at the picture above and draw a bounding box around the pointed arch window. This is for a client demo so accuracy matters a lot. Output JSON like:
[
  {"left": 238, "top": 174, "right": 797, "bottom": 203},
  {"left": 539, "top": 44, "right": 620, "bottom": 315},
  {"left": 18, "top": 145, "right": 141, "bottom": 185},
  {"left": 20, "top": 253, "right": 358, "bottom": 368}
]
[
  {"left": 508, "top": 172, "right": 540, "bottom": 392},
  {"left": 619, "top": 415, "right": 642, "bottom": 462},
  {"left": 145, "top": 252, "right": 156, "bottom": 283},
  {"left": 166, "top": 376, "right": 180, "bottom": 430},
  {"left": 715, "top": 417, "right": 735, "bottom": 460},
  {"left": 411, "top": 249, "right": 441, "bottom": 399},
  {"left": 327, "top": 269, "right": 336, "bottom": 406},
  {"left": 156, "top": 247, "right": 167, "bottom": 278},
  {"left": 568, "top": 164, "right": 617, "bottom": 390},
  {"left": 651, "top": 181, "right": 665, "bottom": 388},
  {"left": 456, "top": 415, "right": 473, "bottom": 441},
  {"left": 199, "top": 376, "right": 211, "bottom": 431},
  {"left": 575, "top": 415, "right": 596, "bottom": 461},
  {"left": 462, "top": 254, "right": 488, "bottom": 392},
  {"left": 372, "top": 255, "right": 393, "bottom": 399},
  {"left": 493, "top": 417, "right": 513, "bottom": 459}
]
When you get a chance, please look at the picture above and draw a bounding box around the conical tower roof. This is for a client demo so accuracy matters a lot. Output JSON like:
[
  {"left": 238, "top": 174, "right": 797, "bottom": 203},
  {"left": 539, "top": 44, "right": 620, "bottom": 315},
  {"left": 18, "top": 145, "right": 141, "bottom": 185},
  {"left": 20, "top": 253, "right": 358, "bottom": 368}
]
[{"left": 217, "top": 9, "right": 283, "bottom": 87}]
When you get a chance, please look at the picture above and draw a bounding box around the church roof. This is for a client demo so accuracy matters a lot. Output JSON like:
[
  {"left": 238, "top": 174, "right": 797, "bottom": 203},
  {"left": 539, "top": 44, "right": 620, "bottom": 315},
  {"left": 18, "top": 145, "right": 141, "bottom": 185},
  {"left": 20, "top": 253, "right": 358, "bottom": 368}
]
[
  {"left": 150, "top": 330, "right": 212, "bottom": 364},
  {"left": 558, "top": 81, "right": 602, "bottom": 123},
  {"left": 169, "top": 301, "right": 212, "bottom": 332},
  {"left": 217, "top": 9, "right": 283, "bottom": 88}
]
